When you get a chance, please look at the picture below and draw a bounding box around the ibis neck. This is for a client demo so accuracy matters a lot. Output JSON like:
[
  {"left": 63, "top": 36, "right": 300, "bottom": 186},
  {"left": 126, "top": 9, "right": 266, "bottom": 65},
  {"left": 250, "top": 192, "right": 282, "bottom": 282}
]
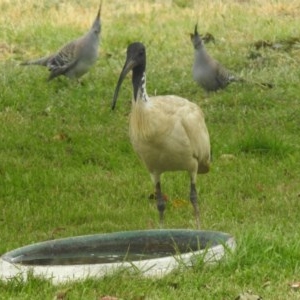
[{"left": 133, "top": 69, "right": 148, "bottom": 103}]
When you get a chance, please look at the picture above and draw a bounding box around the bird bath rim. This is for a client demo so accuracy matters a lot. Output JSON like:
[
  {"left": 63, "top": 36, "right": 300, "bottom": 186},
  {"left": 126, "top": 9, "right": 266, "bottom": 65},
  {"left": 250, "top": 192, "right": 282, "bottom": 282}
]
[{"left": 0, "top": 229, "right": 235, "bottom": 284}]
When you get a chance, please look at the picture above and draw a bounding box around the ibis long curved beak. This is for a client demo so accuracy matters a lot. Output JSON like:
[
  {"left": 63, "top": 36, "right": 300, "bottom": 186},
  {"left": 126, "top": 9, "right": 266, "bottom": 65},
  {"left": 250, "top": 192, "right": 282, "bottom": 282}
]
[{"left": 111, "top": 58, "right": 136, "bottom": 110}]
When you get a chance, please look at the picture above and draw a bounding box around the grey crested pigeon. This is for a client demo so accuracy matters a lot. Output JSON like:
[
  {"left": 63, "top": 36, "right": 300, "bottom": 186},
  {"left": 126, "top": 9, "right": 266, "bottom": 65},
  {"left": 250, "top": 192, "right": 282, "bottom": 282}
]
[
  {"left": 190, "top": 23, "right": 240, "bottom": 92},
  {"left": 21, "top": 3, "right": 102, "bottom": 81}
]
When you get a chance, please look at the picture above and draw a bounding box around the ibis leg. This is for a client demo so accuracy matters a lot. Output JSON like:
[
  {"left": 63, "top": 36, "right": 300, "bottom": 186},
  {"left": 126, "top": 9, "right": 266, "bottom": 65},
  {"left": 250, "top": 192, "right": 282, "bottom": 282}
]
[
  {"left": 155, "top": 181, "right": 165, "bottom": 227},
  {"left": 190, "top": 182, "right": 200, "bottom": 229}
]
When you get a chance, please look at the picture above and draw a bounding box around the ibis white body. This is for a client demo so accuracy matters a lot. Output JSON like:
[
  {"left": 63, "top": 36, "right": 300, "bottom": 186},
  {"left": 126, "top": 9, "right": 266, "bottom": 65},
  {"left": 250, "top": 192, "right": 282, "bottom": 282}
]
[{"left": 130, "top": 94, "right": 210, "bottom": 176}]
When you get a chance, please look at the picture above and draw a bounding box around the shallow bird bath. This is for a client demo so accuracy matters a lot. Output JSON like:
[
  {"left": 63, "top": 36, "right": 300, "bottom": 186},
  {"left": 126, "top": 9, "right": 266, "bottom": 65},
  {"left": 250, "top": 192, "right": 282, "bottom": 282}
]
[{"left": 0, "top": 229, "right": 235, "bottom": 284}]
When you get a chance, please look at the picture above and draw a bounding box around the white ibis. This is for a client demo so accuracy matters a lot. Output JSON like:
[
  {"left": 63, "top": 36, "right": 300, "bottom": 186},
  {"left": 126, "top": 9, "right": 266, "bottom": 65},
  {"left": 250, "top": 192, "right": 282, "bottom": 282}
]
[{"left": 112, "top": 42, "right": 211, "bottom": 228}]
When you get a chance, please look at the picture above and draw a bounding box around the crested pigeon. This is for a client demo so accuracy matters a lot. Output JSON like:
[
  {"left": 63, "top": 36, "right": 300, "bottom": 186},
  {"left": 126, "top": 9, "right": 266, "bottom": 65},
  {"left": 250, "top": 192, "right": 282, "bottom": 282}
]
[
  {"left": 21, "top": 3, "right": 102, "bottom": 81},
  {"left": 190, "top": 24, "right": 240, "bottom": 92}
]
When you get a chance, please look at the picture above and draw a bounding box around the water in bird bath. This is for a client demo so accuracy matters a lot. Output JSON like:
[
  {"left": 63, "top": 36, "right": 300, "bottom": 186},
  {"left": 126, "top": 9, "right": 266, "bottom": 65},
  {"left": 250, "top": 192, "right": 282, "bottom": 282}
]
[{"left": 0, "top": 229, "right": 235, "bottom": 283}]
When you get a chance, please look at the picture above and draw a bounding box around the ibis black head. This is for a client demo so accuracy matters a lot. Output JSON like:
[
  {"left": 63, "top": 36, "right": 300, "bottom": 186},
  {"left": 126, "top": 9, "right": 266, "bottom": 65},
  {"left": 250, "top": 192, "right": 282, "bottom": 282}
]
[
  {"left": 92, "top": 1, "right": 102, "bottom": 35},
  {"left": 112, "top": 42, "right": 146, "bottom": 110},
  {"left": 190, "top": 23, "right": 203, "bottom": 49}
]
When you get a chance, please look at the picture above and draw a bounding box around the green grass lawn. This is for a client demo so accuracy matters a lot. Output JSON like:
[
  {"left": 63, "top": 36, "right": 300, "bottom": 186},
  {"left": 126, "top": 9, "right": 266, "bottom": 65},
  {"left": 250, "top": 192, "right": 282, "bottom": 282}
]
[{"left": 1, "top": 0, "right": 300, "bottom": 299}]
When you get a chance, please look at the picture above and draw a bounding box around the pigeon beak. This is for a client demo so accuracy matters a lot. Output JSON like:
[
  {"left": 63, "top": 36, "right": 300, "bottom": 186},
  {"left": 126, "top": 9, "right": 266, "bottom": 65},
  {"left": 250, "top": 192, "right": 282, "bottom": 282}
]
[{"left": 111, "top": 57, "right": 136, "bottom": 110}]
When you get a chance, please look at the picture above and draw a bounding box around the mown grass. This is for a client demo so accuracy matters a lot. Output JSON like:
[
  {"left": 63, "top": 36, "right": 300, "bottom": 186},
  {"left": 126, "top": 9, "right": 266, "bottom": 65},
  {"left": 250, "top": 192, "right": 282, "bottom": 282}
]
[{"left": 1, "top": 0, "right": 300, "bottom": 299}]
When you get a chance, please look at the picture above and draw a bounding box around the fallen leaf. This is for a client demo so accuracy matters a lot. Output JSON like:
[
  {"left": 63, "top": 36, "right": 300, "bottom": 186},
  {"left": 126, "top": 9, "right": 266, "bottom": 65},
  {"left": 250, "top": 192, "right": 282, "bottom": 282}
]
[
  {"left": 49, "top": 227, "right": 66, "bottom": 239},
  {"left": 51, "top": 227, "right": 66, "bottom": 234},
  {"left": 52, "top": 132, "right": 70, "bottom": 141},
  {"left": 262, "top": 280, "right": 271, "bottom": 288},
  {"left": 99, "top": 296, "right": 119, "bottom": 300},
  {"left": 172, "top": 199, "right": 189, "bottom": 208},
  {"left": 54, "top": 288, "right": 71, "bottom": 300},
  {"left": 220, "top": 154, "right": 237, "bottom": 161},
  {"left": 148, "top": 193, "right": 168, "bottom": 201},
  {"left": 235, "top": 291, "right": 262, "bottom": 300},
  {"left": 289, "top": 282, "right": 300, "bottom": 289}
]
